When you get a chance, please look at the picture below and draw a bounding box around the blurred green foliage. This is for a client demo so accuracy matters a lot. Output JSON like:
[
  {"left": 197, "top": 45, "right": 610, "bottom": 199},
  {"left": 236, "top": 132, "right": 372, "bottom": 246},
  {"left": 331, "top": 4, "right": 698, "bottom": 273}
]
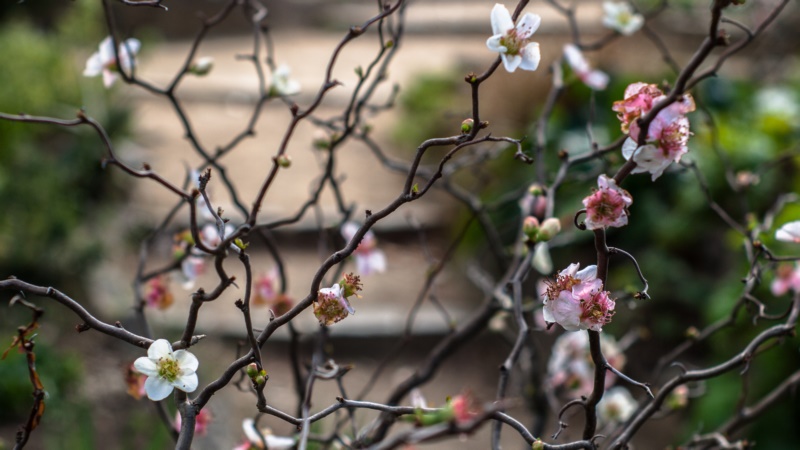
[{"left": 0, "top": 0, "right": 133, "bottom": 446}]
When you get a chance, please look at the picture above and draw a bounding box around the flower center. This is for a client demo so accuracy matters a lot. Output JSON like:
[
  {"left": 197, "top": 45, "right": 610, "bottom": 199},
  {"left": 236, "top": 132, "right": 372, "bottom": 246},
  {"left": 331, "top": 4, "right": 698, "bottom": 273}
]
[
  {"left": 157, "top": 357, "right": 181, "bottom": 382},
  {"left": 500, "top": 31, "right": 523, "bottom": 56},
  {"left": 618, "top": 11, "right": 632, "bottom": 26}
]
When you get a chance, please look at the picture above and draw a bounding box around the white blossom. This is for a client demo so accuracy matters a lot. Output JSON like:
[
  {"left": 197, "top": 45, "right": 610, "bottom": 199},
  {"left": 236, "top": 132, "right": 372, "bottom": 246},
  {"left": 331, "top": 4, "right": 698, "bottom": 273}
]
[
  {"left": 133, "top": 339, "right": 199, "bottom": 401},
  {"left": 597, "top": 386, "right": 637, "bottom": 425},
  {"left": 84, "top": 36, "right": 140, "bottom": 88},
  {"left": 486, "top": 3, "right": 542, "bottom": 73},
  {"left": 776, "top": 221, "right": 800, "bottom": 243},
  {"left": 270, "top": 64, "right": 301, "bottom": 96},
  {"left": 563, "top": 44, "right": 609, "bottom": 91},
  {"left": 602, "top": 1, "right": 644, "bottom": 36}
]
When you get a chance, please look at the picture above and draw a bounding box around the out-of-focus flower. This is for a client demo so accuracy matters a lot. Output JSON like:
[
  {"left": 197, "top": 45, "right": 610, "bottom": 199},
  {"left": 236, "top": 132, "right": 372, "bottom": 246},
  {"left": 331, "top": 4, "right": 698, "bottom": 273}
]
[
  {"left": 519, "top": 183, "right": 547, "bottom": 217},
  {"left": 124, "top": 363, "right": 147, "bottom": 400},
  {"left": 771, "top": 263, "right": 800, "bottom": 296},
  {"left": 269, "top": 64, "right": 300, "bottom": 96},
  {"left": 666, "top": 384, "right": 689, "bottom": 410},
  {"left": 133, "top": 339, "right": 199, "bottom": 401},
  {"left": 84, "top": 36, "right": 140, "bottom": 88},
  {"left": 341, "top": 222, "right": 387, "bottom": 275},
  {"left": 523, "top": 216, "right": 561, "bottom": 243},
  {"left": 755, "top": 86, "right": 799, "bottom": 122},
  {"left": 486, "top": 3, "right": 542, "bottom": 72},
  {"left": 200, "top": 223, "right": 234, "bottom": 249},
  {"left": 615, "top": 83, "right": 696, "bottom": 181},
  {"left": 144, "top": 275, "right": 174, "bottom": 310},
  {"left": 174, "top": 408, "right": 212, "bottom": 436},
  {"left": 776, "top": 221, "right": 800, "bottom": 243},
  {"left": 597, "top": 386, "right": 637, "bottom": 425},
  {"left": 582, "top": 174, "right": 633, "bottom": 230},
  {"left": 547, "top": 332, "right": 626, "bottom": 397},
  {"left": 563, "top": 44, "right": 609, "bottom": 91},
  {"left": 252, "top": 270, "right": 293, "bottom": 316},
  {"left": 449, "top": 392, "right": 480, "bottom": 424},
  {"left": 602, "top": 1, "right": 644, "bottom": 36},
  {"left": 189, "top": 56, "right": 214, "bottom": 76},
  {"left": 542, "top": 263, "right": 615, "bottom": 332},
  {"left": 181, "top": 254, "right": 206, "bottom": 290},
  {"left": 233, "top": 418, "right": 295, "bottom": 450}
]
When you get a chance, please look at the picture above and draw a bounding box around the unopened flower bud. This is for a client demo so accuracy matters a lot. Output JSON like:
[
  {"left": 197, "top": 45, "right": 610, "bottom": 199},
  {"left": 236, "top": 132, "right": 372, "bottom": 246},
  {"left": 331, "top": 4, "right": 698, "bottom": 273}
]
[
  {"left": 666, "top": 385, "right": 689, "bottom": 410},
  {"left": 461, "top": 118, "right": 474, "bottom": 135},
  {"left": 528, "top": 183, "right": 545, "bottom": 196},
  {"left": 189, "top": 57, "right": 214, "bottom": 76},
  {"left": 537, "top": 218, "right": 561, "bottom": 242},
  {"left": 522, "top": 216, "right": 540, "bottom": 241},
  {"left": 532, "top": 439, "right": 545, "bottom": 450},
  {"left": 254, "top": 374, "right": 266, "bottom": 387},
  {"left": 276, "top": 155, "right": 292, "bottom": 168},
  {"left": 246, "top": 363, "right": 259, "bottom": 379}
]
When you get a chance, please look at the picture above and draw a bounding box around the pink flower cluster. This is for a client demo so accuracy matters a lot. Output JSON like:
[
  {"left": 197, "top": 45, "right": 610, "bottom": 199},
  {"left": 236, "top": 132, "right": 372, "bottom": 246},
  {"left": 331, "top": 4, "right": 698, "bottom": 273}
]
[
  {"left": 613, "top": 83, "right": 696, "bottom": 180},
  {"left": 582, "top": 175, "right": 633, "bottom": 230},
  {"left": 543, "top": 263, "right": 615, "bottom": 332}
]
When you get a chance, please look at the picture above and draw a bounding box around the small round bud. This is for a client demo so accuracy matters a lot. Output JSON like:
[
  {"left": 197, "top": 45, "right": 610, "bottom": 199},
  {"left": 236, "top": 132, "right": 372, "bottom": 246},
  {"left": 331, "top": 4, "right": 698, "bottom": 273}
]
[
  {"left": 246, "top": 363, "right": 259, "bottom": 378},
  {"left": 276, "top": 155, "right": 292, "bottom": 168},
  {"left": 537, "top": 218, "right": 561, "bottom": 242},
  {"left": 189, "top": 57, "right": 214, "bottom": 76},
  {"left": 532, "top": 439, "right": 545, "bottom": 450},
  {"left": 461, "top": 118, "right": 474, "bottom": 135},
  {"left": 254, "top": 374, "right": 266, "bottom": 387},
  {"left": 527, "top": 183, "right": 545, "bottom": 196},
  {"left": 522, "top": 216, "right": 540, "bottom": 241}
]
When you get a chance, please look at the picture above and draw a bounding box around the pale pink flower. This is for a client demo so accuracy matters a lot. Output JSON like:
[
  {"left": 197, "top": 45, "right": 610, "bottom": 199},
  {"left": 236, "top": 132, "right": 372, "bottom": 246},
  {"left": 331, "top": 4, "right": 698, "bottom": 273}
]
[
  {"left": 486, "top": 3, "right": 542, "bottom": 73},
  {"left": 543, "top": 264, "right": 615, "bottom": 332},
  {"left": 582, "top": 175, "right": 633, "bottom": 230},
  {"left": 252, "top": 270, "right": 293, "bottom": 316},
  {"left": 612, "top": 83, "right": 664, "bottom": 134},
  {"left": 313, "top": 283, "right": 354, "bottom": 325},
  {"left": 234, "top": 418, "right": 295, "bottom": 449},
  {"left": 124, "top": 363, "right": 147, "bottom": 400},
  {"left": 144, "top": 275, "right": 174, "bottom": 310},
  {"left": 341, "top": 222, "right": 387, "bottom": 275},
  {"left": 547, "top": 332, "right": 626, "bottom": 397},
  {"left": 181, "top": 254, "right": 206, "bottom": 290},
  {"left": 563, "top": 44, "right": 609, "bottom": 91},
  {"left": 200, "top": 223, "right": 234, "bottom": 249},
  {"left": 449, "top": 392, "right": 480, "bottom": 424},
  {"left": 771, "top": 264, "right": 800, "bottom": 296},
  {"left": 174, "top": 408, "right": 212, "bottom": 436},
  {"left": 84, "top": 36, "right": 140, "bottom": 88},
  {"left": 776, "top": 221, "right": 800, "bottom": 243}
]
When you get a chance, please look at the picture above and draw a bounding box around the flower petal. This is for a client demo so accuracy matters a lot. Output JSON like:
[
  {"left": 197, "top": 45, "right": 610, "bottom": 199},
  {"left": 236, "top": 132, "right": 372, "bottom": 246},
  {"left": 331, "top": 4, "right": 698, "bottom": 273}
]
[
  {"left": 144, "top": 375, "right": 175, "bottom": 401},
  {"left": 98, "top": 36, "right": 115, "bottom": 62},
  {"left": 174, "top": 349, "right": 199, "bottom": 372},
  {"left": 518, "top": 42, "right": 541, "bottom": 71},
  {"left": 173, "top": 371, "right": 198, "bottom": 393},
  {"left": 490, "top": 3, "right": 514, "bottom": 35},
  {"left": 83, "top": 53, "right": 104, "bottom": 76},
  {"left": 133, "top": 356, "right": 158, "bottom": 376},
  {"left": 776, "top": 221, "right": 800, "bottom": 243},
  {"left": 486, "top": 35, "right": 507, "bottom": 53},
  {"left": 515, "top": 13, "right": 541, "bottom": 39},
  {"left": 148, "top": 339, "right": 173, "bottom": 360},
  {"left": 501, "top": 53, "right": 522, "bottom": 72},
  {"left": 102, "top": 70, "right": 118, "bottom": 88}
]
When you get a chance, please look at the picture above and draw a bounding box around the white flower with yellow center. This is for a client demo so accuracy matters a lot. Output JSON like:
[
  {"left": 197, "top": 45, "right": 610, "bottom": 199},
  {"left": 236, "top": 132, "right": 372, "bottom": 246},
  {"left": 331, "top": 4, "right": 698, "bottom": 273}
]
[
  {"left": 486, "top": 3, "right": 542, "bottom": 73},
  {"left": 83, "top": 36, "right": 140, "bottom": 88},
  {"left": 133, "top": 339, "right": 199, "bottom": 401},
  {"left": 602, "top": 1, "right": 644, "bottom": 36}
]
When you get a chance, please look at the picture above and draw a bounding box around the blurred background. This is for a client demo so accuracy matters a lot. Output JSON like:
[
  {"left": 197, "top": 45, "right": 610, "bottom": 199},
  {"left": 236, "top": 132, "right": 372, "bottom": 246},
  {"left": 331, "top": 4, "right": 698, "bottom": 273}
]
[{"left": 1, "top": 0, "right": 799, "bottom": 448}]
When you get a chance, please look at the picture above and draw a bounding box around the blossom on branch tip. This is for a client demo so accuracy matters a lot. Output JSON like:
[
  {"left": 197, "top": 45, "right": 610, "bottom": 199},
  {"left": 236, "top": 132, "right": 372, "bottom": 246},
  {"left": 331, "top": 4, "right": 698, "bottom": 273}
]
[
  {"left": 314, "top": 283, "right": 352, "bottom": 326},
  {"left": 582, "top": 174, "right": 633, "bottom": 230},
  {"left": 133, "top": 339, "right": 199, "bottom": 401},
  {"left": 486, "top": 3, "right": 542, "bottom": 73},
  {"left": 563, "top": 44, "right": 609, "bottom": 91},
  {"left": 234, "top": 418, "right": 295, "bottom": 450},
  {"left": 269, "top": 64, "right": 301, "bottom": 96},
  {"left": 771, "top": 263, "right": 800, "bottom": 296},
  {"left": 602, "top": 1, "right": 644, "bottom": 36},
  {"left": 542, "top": 263, "right": 615, "bottom": 332},
  {"left": 776, "top": 221, "right": 800, "bottom": 243},
  {"left": 341, "top": 221, "right": 387, "bottom": 275},
  {"left": 597, "top": 386, "right": 637, "bottom": 425},
  {"left": 84, "top": 36, "right": 140, "bottom": 88}
]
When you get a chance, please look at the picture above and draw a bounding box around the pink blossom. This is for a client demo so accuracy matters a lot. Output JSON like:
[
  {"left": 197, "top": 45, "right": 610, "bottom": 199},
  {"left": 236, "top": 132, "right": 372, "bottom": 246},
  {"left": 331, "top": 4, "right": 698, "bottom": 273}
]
[
  {"left": 124, "top": 364, "right": 147, "bottom": 400},
  {"left": 144, "top": 275, "right": 174, "bottom": 310},
  {"left": 341, "top": 222, "right": 387, "bottom": 275},
  {"left": 543, "top": 264, "right": 615, "bottom": 331},
  {"left": 252, "top": 270, "right": 293, "bottom": 316},
  {"left": 563, "top": 44, "right": 609, "bottom": 91},
  {"left": 582, "top": 175, "right": 633, "bottom": 230},
  {"left": 449, "top": 392, "right": 480, "bottom": 424},
  {"left": 776, "top": 221, "right": 800, "bottom": 243},
  {"left": 771, "top": 264, "right": 800, "bottom": 296},
  {"left": 612, "top": 83, "right": 664, "bottom": 134},
  {"left": 313, "top": 284, "right": 354, "bottom": 325},
  {"left": 174, "top": 408, "right": 212, "bottom": 436},
  {"left": 181, "top": 254, "right": 206, "bottom": 289}
]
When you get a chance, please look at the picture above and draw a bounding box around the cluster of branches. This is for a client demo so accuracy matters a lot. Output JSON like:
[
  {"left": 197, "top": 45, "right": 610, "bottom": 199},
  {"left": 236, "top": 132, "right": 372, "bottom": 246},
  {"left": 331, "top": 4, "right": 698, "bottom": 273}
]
[{"left": 0, "top": 0, "right": 797, "bottom": 449}]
